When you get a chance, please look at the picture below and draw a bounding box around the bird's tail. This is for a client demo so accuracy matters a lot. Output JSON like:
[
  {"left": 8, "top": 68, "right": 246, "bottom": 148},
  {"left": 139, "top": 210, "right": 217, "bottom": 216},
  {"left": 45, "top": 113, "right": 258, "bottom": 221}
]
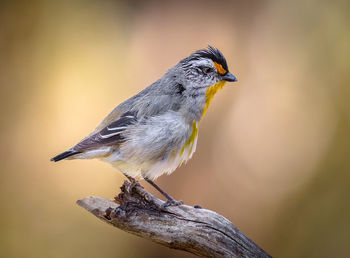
[{"left": 51, "top": 150, "right": 82, "bottom": 162}]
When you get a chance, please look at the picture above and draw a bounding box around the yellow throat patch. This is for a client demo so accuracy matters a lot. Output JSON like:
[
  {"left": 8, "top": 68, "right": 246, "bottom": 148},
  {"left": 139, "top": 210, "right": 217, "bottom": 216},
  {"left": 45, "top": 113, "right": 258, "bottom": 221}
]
[
  {"left": 180, "top": 79, "right": 226, "bottom": 157},
  {"left": 202, "top": 80, "right": 226, "bottom": 117}
]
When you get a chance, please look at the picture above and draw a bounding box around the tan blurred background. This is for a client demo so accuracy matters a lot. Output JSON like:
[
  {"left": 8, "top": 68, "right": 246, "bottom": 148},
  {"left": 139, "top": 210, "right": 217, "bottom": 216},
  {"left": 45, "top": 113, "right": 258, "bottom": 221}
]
[{"left": 1, "top": 0, "right": 349, "bottom": 257}]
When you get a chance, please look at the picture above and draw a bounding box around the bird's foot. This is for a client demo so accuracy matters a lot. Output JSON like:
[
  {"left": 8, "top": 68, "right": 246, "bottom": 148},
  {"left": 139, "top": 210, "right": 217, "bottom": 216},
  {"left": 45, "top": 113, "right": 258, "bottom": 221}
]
[
  {"left": 125, "top": 178, "right": 139, "bottom": 193},
  {"left": 143, "top": 177, "right": 183, "bottom": 209},
  {"left": 161, "top": 198, "right": 183, "bottom": 209}
]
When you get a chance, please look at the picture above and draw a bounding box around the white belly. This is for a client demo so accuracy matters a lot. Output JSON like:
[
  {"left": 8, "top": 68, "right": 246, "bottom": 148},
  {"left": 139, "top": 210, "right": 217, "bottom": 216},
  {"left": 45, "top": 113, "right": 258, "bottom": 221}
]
[{"left": 104, "top": 123, "right": 199, "bottom": 180}]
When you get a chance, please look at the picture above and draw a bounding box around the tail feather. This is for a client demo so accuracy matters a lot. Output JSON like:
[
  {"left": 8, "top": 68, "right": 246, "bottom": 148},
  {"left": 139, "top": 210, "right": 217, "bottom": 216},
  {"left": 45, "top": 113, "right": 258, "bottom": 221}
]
[{"left": 51, "top": 150, "right": 82, "bottom": 162}]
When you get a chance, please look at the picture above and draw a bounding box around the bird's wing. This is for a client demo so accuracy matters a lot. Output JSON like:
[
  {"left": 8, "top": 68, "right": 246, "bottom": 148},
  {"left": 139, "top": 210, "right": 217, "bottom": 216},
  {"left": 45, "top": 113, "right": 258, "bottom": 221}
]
[
  {"left": 73, "top": 111, "right": 137, "bottom": 151},
  {"left": 72, "top": 78, "right": 183, "bottom": 152}
]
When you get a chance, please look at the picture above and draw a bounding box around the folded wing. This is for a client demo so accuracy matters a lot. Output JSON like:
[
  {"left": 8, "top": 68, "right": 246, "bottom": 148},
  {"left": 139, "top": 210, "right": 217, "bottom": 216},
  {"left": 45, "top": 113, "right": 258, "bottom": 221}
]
[{"left": 74, "top": 111, "right": 137, "bottom": 151}]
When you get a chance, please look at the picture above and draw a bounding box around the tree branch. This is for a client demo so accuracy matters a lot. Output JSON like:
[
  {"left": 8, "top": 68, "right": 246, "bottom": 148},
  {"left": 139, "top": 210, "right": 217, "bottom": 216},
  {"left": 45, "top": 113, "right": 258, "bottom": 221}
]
[{"left": 77, "top": 180, "right": 271, "bottom": 258}]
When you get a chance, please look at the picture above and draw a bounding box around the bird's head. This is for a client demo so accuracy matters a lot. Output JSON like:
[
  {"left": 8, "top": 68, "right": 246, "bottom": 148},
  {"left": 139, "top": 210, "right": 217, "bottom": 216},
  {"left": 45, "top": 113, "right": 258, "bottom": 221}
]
[{"left": 179, "top": 46, "right": 237, "bottom": 88}]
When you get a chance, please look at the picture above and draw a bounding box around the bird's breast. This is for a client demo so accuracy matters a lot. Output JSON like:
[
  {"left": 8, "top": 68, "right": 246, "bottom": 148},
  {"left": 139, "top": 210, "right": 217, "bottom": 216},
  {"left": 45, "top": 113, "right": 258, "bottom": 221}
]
[{"left": 179, "top": 121, "right": 198, "bottom": 162}]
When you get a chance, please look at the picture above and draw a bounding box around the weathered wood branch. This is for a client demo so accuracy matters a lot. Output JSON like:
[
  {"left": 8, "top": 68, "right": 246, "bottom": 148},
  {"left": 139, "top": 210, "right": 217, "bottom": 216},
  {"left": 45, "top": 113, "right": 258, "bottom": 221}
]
[{"left": 77, "top": 181, "right": 271, "bottom": 258}]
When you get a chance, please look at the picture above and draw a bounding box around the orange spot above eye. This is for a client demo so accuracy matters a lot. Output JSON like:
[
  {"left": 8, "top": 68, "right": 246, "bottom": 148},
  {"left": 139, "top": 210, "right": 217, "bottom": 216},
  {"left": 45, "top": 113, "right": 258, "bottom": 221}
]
[{"left": 214, "top": 62, "right": 227, "bottom": 75}]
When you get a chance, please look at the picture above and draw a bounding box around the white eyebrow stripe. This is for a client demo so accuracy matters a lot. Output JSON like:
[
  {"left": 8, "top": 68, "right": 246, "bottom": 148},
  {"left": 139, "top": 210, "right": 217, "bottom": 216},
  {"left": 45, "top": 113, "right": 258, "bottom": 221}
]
[
  {"left": 122, "top": 115, "right": 135, "bottom": 119},
  {"left": 99, "top": 131, "right": 122, "bottom": 139},
  {"left": 107, "top": 126, "right": 127, "bottom": 131}
]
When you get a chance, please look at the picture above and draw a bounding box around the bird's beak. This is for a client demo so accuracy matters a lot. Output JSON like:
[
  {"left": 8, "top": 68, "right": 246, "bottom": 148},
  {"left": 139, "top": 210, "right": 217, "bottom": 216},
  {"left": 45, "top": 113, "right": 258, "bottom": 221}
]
[{"left": 221, "top": 72, "right": 237, "bottom": 82}]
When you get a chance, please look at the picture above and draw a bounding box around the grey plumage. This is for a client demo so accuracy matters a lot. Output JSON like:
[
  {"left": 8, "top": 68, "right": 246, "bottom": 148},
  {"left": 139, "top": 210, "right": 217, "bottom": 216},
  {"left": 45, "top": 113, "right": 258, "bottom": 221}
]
[{"left": 52, "top": 46, "right": 237, "bottom": 182}]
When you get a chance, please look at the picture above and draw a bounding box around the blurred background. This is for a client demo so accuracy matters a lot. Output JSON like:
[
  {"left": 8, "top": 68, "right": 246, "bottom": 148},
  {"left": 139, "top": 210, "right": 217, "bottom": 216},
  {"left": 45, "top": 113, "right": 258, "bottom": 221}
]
[{"left": 1, "top": 0, "right": 349, "bottom": 257}]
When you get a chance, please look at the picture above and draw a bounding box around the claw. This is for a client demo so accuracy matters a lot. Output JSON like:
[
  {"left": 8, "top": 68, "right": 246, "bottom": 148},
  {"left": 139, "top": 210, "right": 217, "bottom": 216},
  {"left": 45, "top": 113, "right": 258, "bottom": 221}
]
[
  {"left": 124, "top": 175, "right": 139, "bottom": 194},
  {"left": 126, "top": 180, "right": 138, "bottom": 193}
]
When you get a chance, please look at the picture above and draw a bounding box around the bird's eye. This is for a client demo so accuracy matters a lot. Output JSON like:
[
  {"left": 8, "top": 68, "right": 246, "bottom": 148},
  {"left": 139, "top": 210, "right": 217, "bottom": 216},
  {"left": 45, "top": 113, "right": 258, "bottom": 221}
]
[{"left": 201, "top": 67, "right": 212, "bottom": 74}]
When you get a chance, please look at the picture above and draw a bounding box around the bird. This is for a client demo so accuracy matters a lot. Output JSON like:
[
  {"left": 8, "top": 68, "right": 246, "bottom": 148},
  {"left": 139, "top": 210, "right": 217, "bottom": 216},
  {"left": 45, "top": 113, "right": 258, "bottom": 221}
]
[{"left": 51, "top": 46, "right": 237, "bottom": 207}]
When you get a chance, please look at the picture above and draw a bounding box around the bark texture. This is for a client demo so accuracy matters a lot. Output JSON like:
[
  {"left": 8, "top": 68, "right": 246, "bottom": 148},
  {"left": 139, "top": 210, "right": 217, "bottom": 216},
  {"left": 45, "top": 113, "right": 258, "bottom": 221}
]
[{"left": 77, "top": 180, "right": 272, "bottom": 258}]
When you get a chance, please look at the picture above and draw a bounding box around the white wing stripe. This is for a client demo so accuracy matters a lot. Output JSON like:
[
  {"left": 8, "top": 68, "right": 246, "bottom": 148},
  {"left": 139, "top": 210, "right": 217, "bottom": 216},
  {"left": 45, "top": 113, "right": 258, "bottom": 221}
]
[
  {"left": 99, "top": 131, "right": 122, "bottom": 139},
  {"left": 107, "top": 126, "right": 127, "bottom": 131}
]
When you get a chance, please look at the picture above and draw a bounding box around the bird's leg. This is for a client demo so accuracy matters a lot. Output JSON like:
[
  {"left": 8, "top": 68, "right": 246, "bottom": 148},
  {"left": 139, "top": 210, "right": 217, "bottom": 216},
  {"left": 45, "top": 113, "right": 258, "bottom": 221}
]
[
  {"left": 123, "top": 174, "right": 139, "bottom": 193},
  {"left": 143, "top": 177, "right": 183, "bottom": 208}
]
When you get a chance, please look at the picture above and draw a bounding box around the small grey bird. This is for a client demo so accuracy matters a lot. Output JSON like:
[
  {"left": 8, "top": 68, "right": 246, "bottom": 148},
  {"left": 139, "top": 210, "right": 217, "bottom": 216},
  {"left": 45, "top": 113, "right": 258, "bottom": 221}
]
[{"left": 51, "top": 46, "right": 237, "bottom": 207}]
